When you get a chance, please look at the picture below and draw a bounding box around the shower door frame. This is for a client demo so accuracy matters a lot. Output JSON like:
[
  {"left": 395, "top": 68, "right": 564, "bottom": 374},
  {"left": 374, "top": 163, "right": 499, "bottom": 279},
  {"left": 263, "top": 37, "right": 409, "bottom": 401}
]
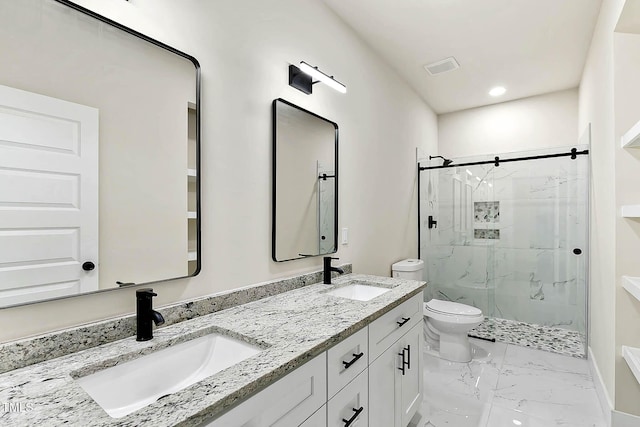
[{"left": 417, "top": 145, "right": 591, "bottom": 354}]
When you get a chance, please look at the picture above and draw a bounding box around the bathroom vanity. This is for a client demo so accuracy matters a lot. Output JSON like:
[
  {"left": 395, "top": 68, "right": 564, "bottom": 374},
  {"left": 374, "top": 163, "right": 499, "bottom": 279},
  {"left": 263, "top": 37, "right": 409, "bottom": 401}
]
[{"left": 0, "top": 274, "right": 425, "bottom": 426}]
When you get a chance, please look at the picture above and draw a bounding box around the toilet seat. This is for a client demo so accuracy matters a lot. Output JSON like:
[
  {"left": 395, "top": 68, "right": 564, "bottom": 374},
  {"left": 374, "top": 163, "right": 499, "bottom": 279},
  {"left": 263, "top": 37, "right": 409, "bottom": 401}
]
[{"left": 425, "top": 299, "right": 482, "bottom": 317}]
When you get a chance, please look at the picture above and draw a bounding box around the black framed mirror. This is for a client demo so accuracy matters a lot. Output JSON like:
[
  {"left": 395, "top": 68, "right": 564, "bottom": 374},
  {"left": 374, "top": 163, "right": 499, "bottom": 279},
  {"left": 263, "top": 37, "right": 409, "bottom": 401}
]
[
  {"left": 272, "top": 98, "right": 338, "bottom": 262},
  {"left": 0, "top": 0, "right": 200, "bottom": 307}
]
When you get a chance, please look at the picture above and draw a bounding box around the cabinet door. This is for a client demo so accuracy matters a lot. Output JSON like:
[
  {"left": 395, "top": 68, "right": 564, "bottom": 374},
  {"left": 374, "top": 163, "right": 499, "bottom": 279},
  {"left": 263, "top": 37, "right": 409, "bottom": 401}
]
[
  {"left": 369, "top": 322, "right": 424, "bottom": 427},
  {"left": 369, "top": 342, "right": 401, "bottom": 427},
  {"left": 399, "top": 322, "right": 423, "bottom": 427}
]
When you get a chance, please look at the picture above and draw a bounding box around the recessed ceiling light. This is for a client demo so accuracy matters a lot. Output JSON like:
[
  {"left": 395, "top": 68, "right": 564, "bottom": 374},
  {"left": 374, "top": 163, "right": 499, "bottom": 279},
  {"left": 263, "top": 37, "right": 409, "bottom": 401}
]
[{"left": 489, "top": 86, "right": 506, "bottom": 97}]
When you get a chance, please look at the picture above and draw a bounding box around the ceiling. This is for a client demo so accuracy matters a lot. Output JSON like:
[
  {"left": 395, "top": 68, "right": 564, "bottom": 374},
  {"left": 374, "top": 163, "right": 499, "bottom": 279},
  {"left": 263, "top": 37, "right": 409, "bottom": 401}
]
[{"left": 322, "top": 0, "right": 602, "bottom": 114}]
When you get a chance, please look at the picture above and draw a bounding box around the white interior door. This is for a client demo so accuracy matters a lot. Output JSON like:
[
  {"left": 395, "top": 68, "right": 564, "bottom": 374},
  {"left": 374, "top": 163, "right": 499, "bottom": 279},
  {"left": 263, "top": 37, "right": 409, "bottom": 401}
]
[{"left": 0, "top": 84, "right": 98, "bottom": 306}]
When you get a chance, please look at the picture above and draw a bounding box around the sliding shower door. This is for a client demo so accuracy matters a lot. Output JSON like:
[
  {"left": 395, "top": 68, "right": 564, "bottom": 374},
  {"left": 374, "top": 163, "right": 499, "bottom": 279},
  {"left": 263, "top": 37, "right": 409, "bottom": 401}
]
[
  {"left": 419, "top": 146, "right": 589, "bottom": 356},
  {"left": 420, "top": 162, "right": 497, "bottom": 317},
  {"left": 490, "top": 152, "right": 588, "bottom": 340}
]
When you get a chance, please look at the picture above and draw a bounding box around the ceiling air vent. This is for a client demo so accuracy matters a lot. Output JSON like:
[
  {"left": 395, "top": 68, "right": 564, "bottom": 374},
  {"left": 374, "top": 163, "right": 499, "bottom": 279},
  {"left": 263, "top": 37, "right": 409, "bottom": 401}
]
[{"left": 423, "top": 57, "right": 460, "bottom": 76}]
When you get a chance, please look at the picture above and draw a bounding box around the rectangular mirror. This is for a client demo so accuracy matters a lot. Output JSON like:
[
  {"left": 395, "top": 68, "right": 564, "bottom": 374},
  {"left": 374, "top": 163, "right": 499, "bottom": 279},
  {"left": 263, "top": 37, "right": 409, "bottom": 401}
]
[
  {"left": 0, "top": 0, "right": 200, "bottom": 307},
  {"left": 272, "top": 99, "right": 338, "bottom": 262}
]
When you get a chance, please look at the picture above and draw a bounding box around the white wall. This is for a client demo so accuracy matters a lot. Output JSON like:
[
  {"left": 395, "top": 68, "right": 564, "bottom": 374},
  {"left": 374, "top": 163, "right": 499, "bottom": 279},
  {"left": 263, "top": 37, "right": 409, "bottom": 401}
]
[
  {"left": 438, "top": 88, "right": 578, "bottom": 158},
  {"left": 579, "top": 0, "right": 626, "bottom": 411},
  {"left": 0, "top": 0, "right": 437, "bottom": 342}
]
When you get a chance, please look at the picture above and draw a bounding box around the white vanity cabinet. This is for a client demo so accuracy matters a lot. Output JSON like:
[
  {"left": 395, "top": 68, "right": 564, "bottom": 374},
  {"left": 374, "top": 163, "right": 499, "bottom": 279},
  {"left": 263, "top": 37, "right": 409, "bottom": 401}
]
[
  {"left": 369, "top": 295, "right": 423, "bottom": 427},
  {"left": 300, "top": 405, "right": 327, "bottom": 427},
  {"left": 202, "top": 293, "right": 423, "bottom": 427}
]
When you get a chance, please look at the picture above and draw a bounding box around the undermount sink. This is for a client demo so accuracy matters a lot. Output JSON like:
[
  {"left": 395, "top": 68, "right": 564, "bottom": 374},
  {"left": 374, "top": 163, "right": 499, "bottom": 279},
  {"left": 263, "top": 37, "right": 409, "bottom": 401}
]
[
  {"left": 325, "top": 282, "right": 391, "bottom": 301},
  {"left": 75, "top": 332, "right": 263, "bottom": 418}
]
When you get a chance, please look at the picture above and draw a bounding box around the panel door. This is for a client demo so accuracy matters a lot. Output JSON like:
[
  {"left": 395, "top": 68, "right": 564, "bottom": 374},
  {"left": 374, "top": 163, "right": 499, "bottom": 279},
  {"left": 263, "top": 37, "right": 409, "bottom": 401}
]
[
  {"left": 0, "top": 84, "right": 98, "bottom": 305},
  {"left": 369, "top": 341, "right": 401, "bottom": 427},
  {"left": 400, "top": 323, "right": 423, "bottom": 427}
]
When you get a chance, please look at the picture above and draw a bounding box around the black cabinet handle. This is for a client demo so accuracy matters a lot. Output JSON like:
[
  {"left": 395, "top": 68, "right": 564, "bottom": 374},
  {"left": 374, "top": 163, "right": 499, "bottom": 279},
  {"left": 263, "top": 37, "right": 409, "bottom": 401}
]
[
  {"left": 396, "top": 317, "right": 410, "bottom": 327},
  {"left": 398, "top": 349, "right": 406, "bottom": 375},
  {"left": 82, "top": 261, "right": 95, "bottom": 271},
  {"left": 342, "top": 352, "right": 364, "bottom": 370},
  {"left": 405, "top": 345, "right": 411, "bottom": 370},
  {"left": 342, "top": 406, "right": 364, "bottom": 427}
]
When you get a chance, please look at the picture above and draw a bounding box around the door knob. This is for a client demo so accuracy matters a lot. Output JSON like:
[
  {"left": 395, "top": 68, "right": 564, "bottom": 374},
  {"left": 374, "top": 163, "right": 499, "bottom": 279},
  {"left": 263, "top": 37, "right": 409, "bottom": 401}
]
[{"left": 82, "top": 261, "right": 95, "bottom": 271}]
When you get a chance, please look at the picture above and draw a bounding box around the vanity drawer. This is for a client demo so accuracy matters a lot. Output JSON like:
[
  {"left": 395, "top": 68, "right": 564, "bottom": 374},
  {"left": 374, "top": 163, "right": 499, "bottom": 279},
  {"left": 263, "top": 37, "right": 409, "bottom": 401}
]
[
  {"left": 327, "top": 369, "right": 368, "bottom": 427},
  {"left": 368, "top": 293, "right": 422, "bottom": 361},
  {"left": 327, "top": 327, "right": 368, "bottom": 398},
  {"left": 204, "top": 353, "right": 326, "bottom": 427}
]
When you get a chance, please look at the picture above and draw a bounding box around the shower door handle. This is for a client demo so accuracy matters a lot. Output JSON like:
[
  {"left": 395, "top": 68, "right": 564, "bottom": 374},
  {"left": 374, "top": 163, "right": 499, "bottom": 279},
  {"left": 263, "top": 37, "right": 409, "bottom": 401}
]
[{"left": 428, "top": 216, "right": 437, "bottom": 229}]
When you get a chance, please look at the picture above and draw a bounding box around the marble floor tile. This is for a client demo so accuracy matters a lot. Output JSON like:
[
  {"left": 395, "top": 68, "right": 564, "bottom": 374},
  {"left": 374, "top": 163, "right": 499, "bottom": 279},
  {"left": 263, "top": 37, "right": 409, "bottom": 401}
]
[
  {"left": 423, "top": 339, "right": 506, "bottom": 403},
  {"left": 420, "top": 340, "right": 607, "bottom": 427},
  {"left": 483, "top": 404, "right": 606, "bottom": 427},
  {"left": 422, "top": 391, "right": 487, "bottom": 427},
  {"left": 493, "top": 365, "right": 604, "bottom": 426},
  {"left": 502, "top": 344, "right": 590, "bottom": 375}
]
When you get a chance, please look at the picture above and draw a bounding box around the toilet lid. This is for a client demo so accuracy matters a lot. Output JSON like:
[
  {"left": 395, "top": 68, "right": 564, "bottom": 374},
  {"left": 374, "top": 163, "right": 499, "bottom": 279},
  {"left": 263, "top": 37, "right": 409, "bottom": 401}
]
[{"left": 425, "top": 299, "right": 482, "bottom": 316}]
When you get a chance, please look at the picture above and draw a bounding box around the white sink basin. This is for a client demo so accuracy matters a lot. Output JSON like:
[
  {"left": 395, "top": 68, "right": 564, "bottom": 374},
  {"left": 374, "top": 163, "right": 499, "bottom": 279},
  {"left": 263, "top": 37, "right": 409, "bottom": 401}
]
[
  {"left": 326, "top": 283, "right": 390, "bottom": 301},
  {"left": 75, "top": 333, "right": 262, "bottom": 418}
]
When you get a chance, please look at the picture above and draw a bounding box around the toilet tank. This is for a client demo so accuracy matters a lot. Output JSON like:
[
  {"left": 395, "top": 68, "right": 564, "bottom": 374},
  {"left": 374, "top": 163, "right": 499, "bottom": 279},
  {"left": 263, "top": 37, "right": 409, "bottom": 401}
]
[{"left": 391, "top": 259, "right": 424, "bottom": 281}]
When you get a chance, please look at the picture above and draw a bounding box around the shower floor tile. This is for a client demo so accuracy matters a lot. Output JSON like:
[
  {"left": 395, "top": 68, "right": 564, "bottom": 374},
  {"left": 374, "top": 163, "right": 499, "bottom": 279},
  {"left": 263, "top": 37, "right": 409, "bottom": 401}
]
[
  {"left": 469, "top": 317, "right": 586, "bottom": 358},
  {"left": 421, "top": 338, "right": 606, "bottom": 427}
]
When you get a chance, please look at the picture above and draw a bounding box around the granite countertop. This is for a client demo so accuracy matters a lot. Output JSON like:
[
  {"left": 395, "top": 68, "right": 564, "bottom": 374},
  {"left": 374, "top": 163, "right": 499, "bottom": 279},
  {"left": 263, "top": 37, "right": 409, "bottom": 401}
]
[{"left": 0, "top": 274, "right": 426, "bottom": 427}]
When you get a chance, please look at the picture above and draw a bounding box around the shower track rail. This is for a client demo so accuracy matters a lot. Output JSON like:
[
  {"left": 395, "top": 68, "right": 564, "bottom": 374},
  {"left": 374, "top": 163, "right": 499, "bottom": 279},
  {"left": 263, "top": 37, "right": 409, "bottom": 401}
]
[
  {"left": 416, "top": 146, "right": 590, "bottom": 260},
  {"left": 418, "top": 147, "right": 589, "bottom": 171}
]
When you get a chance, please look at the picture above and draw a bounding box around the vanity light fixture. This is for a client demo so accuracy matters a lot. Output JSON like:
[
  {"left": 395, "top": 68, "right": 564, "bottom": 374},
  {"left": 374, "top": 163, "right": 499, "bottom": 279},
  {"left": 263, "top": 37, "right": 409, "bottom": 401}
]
[
  {"left": 289, "top": 61, "right": 347, "bottom": 95},
  {"left": 489, "top": 86, "right": 506, "bottom": 97}
]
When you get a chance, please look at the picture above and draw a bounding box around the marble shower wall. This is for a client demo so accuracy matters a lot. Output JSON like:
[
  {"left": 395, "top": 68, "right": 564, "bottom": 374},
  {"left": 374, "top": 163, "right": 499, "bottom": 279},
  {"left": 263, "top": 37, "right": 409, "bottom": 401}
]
[{"left": 420, "top": 147, "right": 588, "bottom": 335}]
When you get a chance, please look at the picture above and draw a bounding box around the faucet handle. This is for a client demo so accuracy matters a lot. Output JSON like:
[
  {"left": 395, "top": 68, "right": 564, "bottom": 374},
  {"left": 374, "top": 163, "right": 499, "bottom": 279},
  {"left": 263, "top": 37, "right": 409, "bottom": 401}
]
[
  {"left": 324, "top": 256, "right": 339, "bottom": 260},
  {"left": 136, "top": 288, "right": 157, "bottom": 298}
]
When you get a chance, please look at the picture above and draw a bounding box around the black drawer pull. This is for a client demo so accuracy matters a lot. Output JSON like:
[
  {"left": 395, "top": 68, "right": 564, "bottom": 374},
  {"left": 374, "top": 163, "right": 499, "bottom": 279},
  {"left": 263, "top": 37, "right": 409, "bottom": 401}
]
[
  {"left": 342, "top": 352, "right": 364, "bottom": 370},
  {"left": 396, "top": 317, "right": 410, "bottom": 327},
  {"left": 342, "top": 406, "right": 364, "bottom": 426}
]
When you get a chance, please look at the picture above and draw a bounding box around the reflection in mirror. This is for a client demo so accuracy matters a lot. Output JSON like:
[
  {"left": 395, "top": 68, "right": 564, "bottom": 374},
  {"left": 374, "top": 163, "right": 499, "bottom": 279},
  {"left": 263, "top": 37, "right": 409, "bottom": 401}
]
[
  {"left": 272, "top": 99, "right": 338, "bottom": 262},
  {"left": 0, "top": 0, "right": 200, "bottom": 307}
]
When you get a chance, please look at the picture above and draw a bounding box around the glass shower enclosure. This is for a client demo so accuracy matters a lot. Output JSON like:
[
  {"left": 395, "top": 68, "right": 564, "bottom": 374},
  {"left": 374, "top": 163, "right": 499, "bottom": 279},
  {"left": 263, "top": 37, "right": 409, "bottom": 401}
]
[{"left": 419, "top": 146, "right": 589, "bottom": 357}]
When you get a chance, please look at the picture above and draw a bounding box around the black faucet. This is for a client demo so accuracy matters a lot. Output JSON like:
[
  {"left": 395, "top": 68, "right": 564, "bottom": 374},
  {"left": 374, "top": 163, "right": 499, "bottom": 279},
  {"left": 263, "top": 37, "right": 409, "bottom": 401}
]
[
  {"left": 136, "top": 288, "right": 165, "bottom": 341},
  {"left": 324, "top": 256, "right": 345, "bottom": 284}
]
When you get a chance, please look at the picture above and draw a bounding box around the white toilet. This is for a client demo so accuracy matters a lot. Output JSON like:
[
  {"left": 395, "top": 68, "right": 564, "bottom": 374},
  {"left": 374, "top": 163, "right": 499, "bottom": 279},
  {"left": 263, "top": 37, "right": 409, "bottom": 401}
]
[
  {"left": 390, "top": 259, "right": 484, "bottom": 363},
  {"left": 423, "top": 299, "right": 483, "bottom": 362}
]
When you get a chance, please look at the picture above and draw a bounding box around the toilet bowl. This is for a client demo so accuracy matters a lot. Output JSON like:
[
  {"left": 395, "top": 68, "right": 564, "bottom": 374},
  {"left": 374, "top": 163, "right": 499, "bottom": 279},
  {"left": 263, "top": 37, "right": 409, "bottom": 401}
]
[{"left": 423, "top": 299, "right": 483, "bottom": 363}]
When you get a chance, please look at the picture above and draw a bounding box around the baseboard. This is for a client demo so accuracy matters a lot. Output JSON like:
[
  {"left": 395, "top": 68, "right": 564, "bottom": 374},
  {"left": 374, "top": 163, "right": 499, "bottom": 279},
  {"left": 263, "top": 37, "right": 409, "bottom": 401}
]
[
  {"left": 612, "top": 410, "right": 640, "bottom": 427},
  {"left": 589, "top": 346, "right": 613, "bottom": 427},
  {"left": 588, "top": 347, "right": 640, "bottom": 426}
]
